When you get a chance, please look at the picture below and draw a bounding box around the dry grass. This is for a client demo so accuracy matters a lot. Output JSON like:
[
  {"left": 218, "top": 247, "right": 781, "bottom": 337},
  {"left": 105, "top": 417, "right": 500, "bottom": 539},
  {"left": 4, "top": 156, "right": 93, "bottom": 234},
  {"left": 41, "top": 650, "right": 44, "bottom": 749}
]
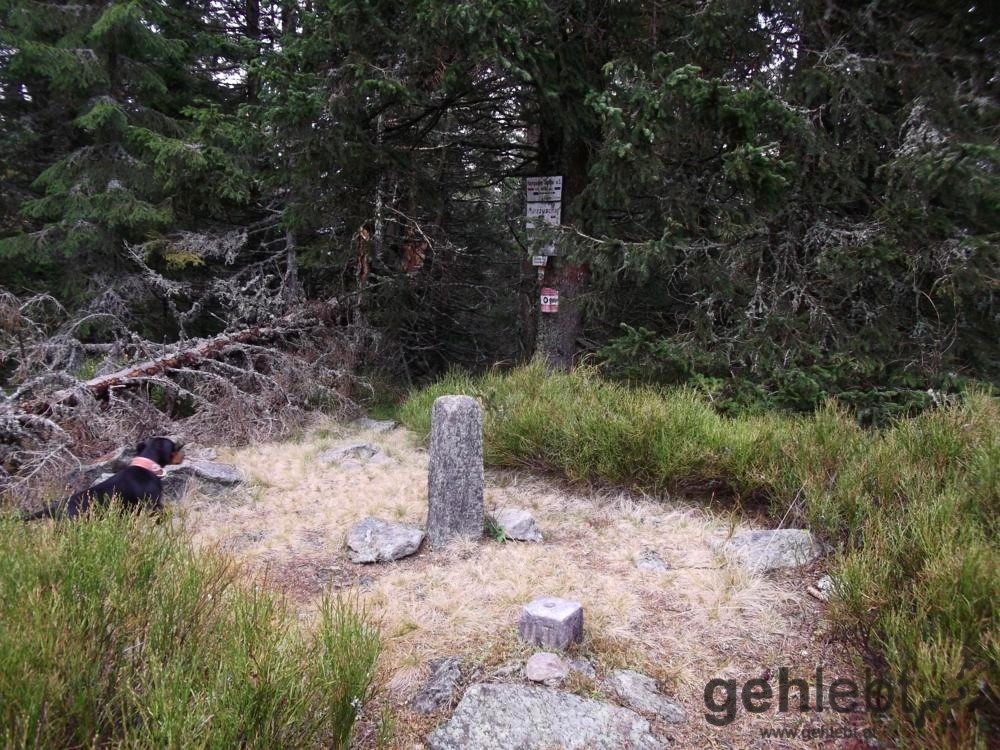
[{"left": 175, "top": 420, "right": 865, "bottom": 749}]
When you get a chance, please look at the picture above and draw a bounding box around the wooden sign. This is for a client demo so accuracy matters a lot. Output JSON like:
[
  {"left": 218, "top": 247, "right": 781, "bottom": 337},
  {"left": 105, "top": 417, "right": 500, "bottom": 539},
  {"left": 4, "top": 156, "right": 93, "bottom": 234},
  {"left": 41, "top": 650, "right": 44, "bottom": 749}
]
[
  {"left": 540, "top": 288, "right": 559, "bottom": 313},
  {"left": 526, "top": 201, "right": 561, "bottom": 227},
  {"left": 526, "top": 176, "right": 563, "bottom": 202}
]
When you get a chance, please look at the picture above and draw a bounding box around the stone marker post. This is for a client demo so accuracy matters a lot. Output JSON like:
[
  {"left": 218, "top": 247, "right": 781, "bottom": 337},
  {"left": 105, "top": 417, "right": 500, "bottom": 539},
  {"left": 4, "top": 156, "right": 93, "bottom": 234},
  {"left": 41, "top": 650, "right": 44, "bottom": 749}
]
[
  {"left": 518, "top": 596, "right": 584, "bottom": 650},
  {"left": 427, "top": 395, "right": 484, "bottom": 548}
]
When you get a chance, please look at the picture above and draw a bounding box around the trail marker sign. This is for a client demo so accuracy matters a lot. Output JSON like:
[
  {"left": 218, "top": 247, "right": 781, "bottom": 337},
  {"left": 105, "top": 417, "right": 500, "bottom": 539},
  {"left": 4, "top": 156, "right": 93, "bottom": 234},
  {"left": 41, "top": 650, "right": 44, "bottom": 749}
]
[
  {"left": 540, "top": 288, "right": 559, "bottom": 313},
  {"left": 525, "top": 175, "right": 562, "bottom": 257},
  {"left": 531, "top": 255, "right": 548, "bottom": 266},
  {"left": 526, "top": 201, "right": 561, "bottom": 227},
  {"left": 526, "top": 176, "right": 563, "bottom": 202}
]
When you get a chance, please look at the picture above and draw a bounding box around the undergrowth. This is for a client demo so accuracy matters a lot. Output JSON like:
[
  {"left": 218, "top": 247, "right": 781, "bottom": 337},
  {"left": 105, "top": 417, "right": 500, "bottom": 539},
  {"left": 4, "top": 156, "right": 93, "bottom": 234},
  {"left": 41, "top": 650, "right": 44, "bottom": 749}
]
[
  {"left": 400, "top": 362, "right": 998, "bottom": 748},
  {"left": 0, "top": 511, "right": 381, "bottom": 748}
]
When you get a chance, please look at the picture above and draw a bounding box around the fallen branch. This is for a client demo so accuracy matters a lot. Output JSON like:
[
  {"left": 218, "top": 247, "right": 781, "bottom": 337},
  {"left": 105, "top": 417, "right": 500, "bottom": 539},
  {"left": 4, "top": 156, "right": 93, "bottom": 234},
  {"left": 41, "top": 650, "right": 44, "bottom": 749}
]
[{"left": 26, "top": 309, "right": 318, "bottom": 415}]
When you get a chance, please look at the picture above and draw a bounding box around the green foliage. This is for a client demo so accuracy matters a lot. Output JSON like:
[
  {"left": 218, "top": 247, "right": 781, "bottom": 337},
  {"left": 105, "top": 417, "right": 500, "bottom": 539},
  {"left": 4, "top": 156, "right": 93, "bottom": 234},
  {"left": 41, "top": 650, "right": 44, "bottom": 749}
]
[
  {"left": 0, "top": 0, "right": 248, "bottom": 300},
  {"left": 597, "top": 324, "right": 970, "bottom": 425},
  {"left": 0, "top": 511, "right": 380, "bottom": 748},
  {"left": 401, "top": 365, "right": 999, "bottom": 746},
  {"left": 484, "top": 513, "right": 508, "bottom": 543}
]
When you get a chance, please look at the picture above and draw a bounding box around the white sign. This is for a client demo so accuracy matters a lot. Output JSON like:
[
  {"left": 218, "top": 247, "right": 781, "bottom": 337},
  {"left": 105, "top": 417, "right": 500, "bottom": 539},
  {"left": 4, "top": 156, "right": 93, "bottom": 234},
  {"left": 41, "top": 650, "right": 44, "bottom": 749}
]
[
  {"left": 526, "top": 201, "right": 561, "bottom": 227},
  {"left": 531, "top": 255, "right": 548, "bottom": 266},
  {"left": 540, "top": 288, "right": 559, "bottom": 313},
  {"left": 526, "top": 176, "right": 562, "bottom": 202}
]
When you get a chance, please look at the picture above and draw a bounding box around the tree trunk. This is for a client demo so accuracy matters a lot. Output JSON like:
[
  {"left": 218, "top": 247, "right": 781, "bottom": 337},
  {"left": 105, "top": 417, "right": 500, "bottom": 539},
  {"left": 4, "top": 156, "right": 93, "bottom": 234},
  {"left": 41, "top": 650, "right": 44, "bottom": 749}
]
[
  {"left": 282, "top": 228, "right": 303, "bottom": 304},
  {"left": 533, "top": 123, "right": 589, "bottom": 371}
]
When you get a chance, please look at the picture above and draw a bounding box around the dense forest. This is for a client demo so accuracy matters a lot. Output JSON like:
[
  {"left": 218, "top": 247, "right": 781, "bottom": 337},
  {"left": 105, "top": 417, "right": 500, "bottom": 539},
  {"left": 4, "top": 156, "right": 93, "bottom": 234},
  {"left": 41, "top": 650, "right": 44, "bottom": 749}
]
[{"left": 2, "top": 0, "right": 997, "bottom": 421}]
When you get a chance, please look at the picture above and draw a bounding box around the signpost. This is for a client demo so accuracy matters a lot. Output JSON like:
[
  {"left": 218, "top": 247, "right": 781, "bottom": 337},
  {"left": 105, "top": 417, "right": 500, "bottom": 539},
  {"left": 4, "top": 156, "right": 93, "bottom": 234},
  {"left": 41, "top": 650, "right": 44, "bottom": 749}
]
[{"left": 527, "top": 175, "right": 563, "bottom": 313}]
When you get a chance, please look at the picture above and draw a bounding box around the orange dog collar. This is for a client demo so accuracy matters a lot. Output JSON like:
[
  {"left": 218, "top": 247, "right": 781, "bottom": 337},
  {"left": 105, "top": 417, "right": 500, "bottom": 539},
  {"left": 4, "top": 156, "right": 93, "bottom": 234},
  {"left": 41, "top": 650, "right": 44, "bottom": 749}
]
[{"left": 130, "top": 456, "right": 165, "bottom": 478}]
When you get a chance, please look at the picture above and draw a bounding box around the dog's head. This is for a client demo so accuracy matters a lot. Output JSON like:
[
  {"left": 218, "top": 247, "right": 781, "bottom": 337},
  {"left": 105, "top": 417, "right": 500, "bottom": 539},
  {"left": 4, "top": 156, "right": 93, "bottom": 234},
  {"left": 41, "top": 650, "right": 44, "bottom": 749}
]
[{"left": 136, "top": 436, "right": 185, "bottom": 467}]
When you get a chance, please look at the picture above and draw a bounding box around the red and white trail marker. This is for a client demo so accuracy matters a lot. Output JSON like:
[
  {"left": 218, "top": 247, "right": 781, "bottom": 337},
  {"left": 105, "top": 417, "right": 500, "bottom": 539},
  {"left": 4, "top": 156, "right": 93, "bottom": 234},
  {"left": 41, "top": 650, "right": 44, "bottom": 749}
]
[{"left": 540, "top": 288, "right": 559, "bottom": 313}]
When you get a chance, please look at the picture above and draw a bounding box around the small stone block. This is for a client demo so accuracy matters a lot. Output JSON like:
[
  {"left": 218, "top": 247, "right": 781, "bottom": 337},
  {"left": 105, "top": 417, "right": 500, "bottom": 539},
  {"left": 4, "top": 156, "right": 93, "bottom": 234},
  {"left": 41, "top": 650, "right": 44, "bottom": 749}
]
[{"left": 518, "top": 597, "right": 583, "bottom": 650}]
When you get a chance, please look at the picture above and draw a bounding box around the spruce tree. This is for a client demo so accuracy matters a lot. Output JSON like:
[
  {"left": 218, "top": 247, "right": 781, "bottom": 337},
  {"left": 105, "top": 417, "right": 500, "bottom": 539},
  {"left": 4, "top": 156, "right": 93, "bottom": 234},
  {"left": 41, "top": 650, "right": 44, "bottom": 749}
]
[{"left": 0, "top": 0, "right": 244, "bottom": 300}]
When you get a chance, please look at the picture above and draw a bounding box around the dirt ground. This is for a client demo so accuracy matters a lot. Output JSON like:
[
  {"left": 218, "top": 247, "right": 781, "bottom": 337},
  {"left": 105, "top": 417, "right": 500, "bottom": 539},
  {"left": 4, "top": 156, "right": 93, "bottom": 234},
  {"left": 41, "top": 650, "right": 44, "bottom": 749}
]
[{"left": 175, "top": 419, "right": 872, "bottom": 749}]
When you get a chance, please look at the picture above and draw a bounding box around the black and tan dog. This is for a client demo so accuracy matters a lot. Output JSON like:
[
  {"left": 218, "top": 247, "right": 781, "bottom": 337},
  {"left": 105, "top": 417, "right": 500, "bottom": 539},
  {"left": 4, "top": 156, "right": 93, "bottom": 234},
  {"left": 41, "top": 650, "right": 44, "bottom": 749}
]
[{"left": 25, "top": 437, "right": 185, "bottom": 520}]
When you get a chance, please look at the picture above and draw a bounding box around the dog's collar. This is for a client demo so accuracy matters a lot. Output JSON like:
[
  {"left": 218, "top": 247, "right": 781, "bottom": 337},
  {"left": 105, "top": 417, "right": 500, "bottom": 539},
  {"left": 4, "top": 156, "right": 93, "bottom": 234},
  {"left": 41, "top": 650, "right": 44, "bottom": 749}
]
[{"left": 130, "top": 456, "right": 165, "bottom": 478}]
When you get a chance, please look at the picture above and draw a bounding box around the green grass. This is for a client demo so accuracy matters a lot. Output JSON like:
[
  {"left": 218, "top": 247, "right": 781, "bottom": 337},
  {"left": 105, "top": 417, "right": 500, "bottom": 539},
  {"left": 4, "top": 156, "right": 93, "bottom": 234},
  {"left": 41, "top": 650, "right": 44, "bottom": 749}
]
[
  {"left": 400, "top": 362, "right": 999, "bottom": 748},
  {"left": 0, "top": 511, "right": 380, "bottom": 749}
]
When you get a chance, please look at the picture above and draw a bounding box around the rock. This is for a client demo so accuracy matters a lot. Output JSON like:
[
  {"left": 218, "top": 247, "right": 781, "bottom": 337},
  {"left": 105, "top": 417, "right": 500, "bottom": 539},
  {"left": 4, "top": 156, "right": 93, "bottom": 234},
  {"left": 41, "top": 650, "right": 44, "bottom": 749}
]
[
  {"left": 161, "top": 460, "right": 244, "bottom": 498},
  {"left": 808, "top": 574, "right": 839, "bottom": 602},
  {"left": 180, "top": 460, "right": 244, "bottom": 485},
  {"left": 427, "top": 396, "right": 484, "bottom": 548},
  {"left": 346, "top": 517, "right": 424, "bottom": 563},
  {"left": 427, "top": 683, "right": 665, "bottom": 750},
  {"left": 518, "top": 597, "right": 584, "bottom": 650},
  {"left": 605, "top": 670, "right": 686, "bottom": 724},
  {"left": 412, "top": 657, "right": 462, "bottom": 714},
  {"left": 635, "top": 548, "right": 670, "bottom": 572},
  {"left": 319, "top": 442, "right": 380, "bottom": 464},
  {"left": 368, "top": 450, "right": 395, "bottom": 466},
  {"left": 718, "top": 529, "right": 824, "bottom": 572},
  {"left": 109, "top": 446, "right": 137, "bottom": 470},
  {"left": 567, "top": 657, "right": 597, "bottom": 680},
  {"left": 90, "top": 472, "right": 115, "bottom": 487},
  {"left": 816, "top": 574, "right": 837, "bottom": 597},
  {"left": 492, "top": 508, "right": 543, "bottom": 542},
  {"left": 492, "top": 661, "right": 522, "bottom": 678},
  {"left": 352, "top": 417, "right": 398, "bottom": 433},
  {"left": 525, "top": 652, "right": 568, "bottom": 684}
]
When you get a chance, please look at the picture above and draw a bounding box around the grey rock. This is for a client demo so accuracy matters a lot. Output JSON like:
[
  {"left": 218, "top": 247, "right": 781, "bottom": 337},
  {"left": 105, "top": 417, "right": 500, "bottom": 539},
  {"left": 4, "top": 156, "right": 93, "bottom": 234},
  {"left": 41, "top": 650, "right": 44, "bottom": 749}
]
[
  {"left": 346, "top": 516, "right": 424, "bottom": 563},
  {"left": 816, "top": 574, "right": 838, "bottom": 599},
  {"left": 162, "top": 460, "right": 244, "bottom": 498},
  {"left": 427, "top": 396, "right": 484, "bottom": 548},
  {"left": 319, "top": 442, "right": 380, "bottom": 464},
  {"left": 94, "top": 446, "right": 135, "bottom": 473},
  {"left": 368, "top": 450, "right": 395, "bottom": 466},
  {"left": 352, "top": 417, "right": 398, "bottom": 433},
  {"left": 718, "top": 529, "right": 824, "bottom": 572},
  {"left": 525, "top": 652, "right": 568, "bottom": 684},
  {"left": 567, "top": 657, "right": 597, "bottom": 680},
  {"left": 412, "top": 657, "right": 462, "bottom": 714},
  {"left": 605, "top": 669, "right": 686, "bottom": 724},
  {"left": 78, "top": 446, "right": 132, "bottom": 485},
  {"left": 493, "top": 508, "right": 543, "bottom": 542},
  {"left": 635, "top": 548, "right": 670, "bottom": 572},
  {"left": 518, "top": 597, "right": 584, "bottom": 650},
  {"left": 180, "top": 460, "right": 244, "bottom": 485},
  {"left": 492, "top": 660, "right": 522, "bottom": 678},
  {"left": 90, "top": 472, "right": 115, "bottom": 487},
  {"left": 427, "top": 683, "right": 665, "bottom": 750}
]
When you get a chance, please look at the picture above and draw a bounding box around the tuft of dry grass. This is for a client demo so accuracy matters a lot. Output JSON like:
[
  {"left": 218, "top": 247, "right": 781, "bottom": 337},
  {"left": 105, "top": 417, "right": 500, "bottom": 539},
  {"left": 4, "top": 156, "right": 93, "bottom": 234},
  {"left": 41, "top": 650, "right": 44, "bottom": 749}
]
[{"left": 176, "top": 420, "right": 862, "bottom": 749}]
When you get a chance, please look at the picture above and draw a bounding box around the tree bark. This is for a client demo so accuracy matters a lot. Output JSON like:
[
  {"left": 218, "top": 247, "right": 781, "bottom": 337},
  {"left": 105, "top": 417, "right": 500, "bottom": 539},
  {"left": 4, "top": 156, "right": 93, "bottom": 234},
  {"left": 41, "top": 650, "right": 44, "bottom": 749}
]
[{"left": 533, "top": 124, "right": 589, "bottom": 371}]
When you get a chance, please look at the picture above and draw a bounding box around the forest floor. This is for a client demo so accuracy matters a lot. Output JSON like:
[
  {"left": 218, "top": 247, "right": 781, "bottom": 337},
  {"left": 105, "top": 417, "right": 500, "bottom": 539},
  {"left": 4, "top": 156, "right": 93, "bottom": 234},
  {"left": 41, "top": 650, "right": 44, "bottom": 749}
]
[{"left": 175, "top": 419, "right": 869, "bottom": 749}]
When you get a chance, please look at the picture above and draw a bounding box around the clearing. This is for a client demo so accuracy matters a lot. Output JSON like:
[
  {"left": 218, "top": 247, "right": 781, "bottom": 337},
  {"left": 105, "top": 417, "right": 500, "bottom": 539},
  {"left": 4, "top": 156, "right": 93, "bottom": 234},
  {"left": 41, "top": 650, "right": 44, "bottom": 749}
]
[{"left": 176, "top": 419, "right": 867, "bottom": 749}]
